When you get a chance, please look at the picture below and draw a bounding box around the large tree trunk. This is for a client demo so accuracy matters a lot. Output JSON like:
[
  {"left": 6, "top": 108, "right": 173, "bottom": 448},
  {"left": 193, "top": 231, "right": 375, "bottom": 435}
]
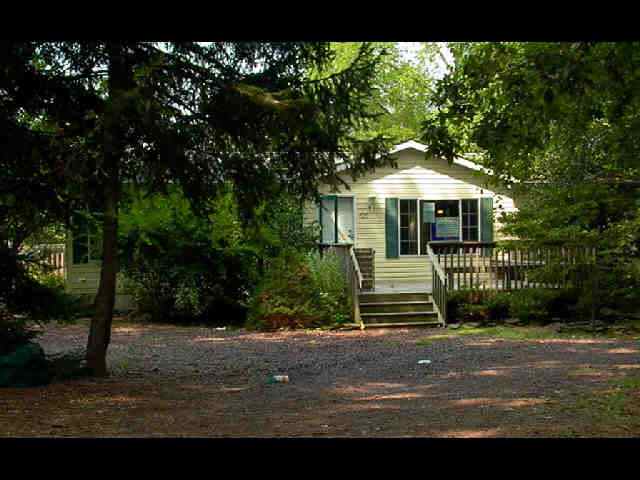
[
  {"left": 85, "top": 170, "right": 119, "bottom": 376},
  {"left": 85, "top": 45, "right": 130, "bottom": 376}
]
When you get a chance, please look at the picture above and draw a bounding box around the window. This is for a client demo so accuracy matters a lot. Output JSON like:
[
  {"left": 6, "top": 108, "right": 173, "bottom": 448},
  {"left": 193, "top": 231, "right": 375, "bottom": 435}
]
[
  {"left": 396, "top": 198, "right": 481, "bottom": 256},
  {"left": 72, "top": 211, "right": 102, "bottom": 264},
  {"left": 462, "top": 199, "right": 479, "bottom": 241},
  {"left": 320, "top": 196, "right": 355, "bottom": 244},
  {"left": 400, "top": 199, "right": 418, "bottom": 255},
  {"left": 432, "top": 200, "right": 460, "bottom": 241}
]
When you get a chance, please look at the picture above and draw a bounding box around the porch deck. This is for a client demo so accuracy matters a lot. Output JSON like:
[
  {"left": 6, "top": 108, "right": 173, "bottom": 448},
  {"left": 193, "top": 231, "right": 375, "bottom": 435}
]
[
  {"left": 363, "top": 281, "right": 432, "bottom": 294},
  {"left": 325, "top": 242, "right": 596, "bottom": 328},
  {"left": 363, "top": 279, "right": 546, "bottom": 294}
]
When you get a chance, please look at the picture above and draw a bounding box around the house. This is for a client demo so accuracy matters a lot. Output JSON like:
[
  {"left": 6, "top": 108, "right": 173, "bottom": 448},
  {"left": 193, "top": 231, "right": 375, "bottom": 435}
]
[
  {"left": 62, "top": 139, "right": 518, "bottom": 314},
  {"left": 63, "top": 213, "right": 134, "bottom": 311},
  {"left": 62, "top": 139, "right": 591, "bottom": 326},
  {"left": 303, "top": 140, "right": 518, "bottom": 291},
  {"left": 300, "top": 140, "right": 530, "bottom": 327}
]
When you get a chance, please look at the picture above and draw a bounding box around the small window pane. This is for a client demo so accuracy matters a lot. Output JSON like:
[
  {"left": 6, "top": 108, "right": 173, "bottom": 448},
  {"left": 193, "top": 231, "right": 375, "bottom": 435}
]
[
  {"left": 463, "top": 226, "right": 479, "bottom": 241},
  {"left": 461, "top": 199, "right": 479, "bottom": 242},
  {"left": 400, "top": 199, "right": 418, "bottom": 255}
]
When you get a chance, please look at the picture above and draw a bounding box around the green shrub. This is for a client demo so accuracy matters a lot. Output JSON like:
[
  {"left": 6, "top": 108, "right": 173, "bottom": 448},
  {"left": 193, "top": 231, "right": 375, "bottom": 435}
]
[
  {"left": 247, "top": 249, "right": 351, "bottom": 330},
  {"left": 459, "top": 303, "right": 489, "bottom": 322},
  {"left": 119, "top": 189, "right": 257, "bottom": 325},
  {"left": 447, "top": 289, "right": 509, "bottom": 323},
  {"left": 118, "top": 187, "right": 317, "bottom": 326},
  {"left": 546, "top": 288, "right": 580, "bottom": 318},
  {"left": 507, "top": 289, "right": 562, "bottom": 324},
  {"left": 446, "top": 290, "right": 467, "bottom": 323},
  {"left": 486, "top": 292, "right": 511, "bottom": 320},
  {"left": 9, "top": 274, "right": 80, "bottom": 322},
  {"left": 446, "top": 289, "right": 570, "bottom": 324},
  {"left": 122, "top": 250, "right": 253, "bottom": 325},
  {"left": 1, "top": 245, "right": 80, "bottom": 322},
  {"left": 0, "top": 303, "right": 41, "bottom": 356}
]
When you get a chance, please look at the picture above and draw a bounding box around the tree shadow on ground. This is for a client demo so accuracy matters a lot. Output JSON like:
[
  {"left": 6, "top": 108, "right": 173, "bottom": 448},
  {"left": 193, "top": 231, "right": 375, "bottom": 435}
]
[{"left": 3, "top": 324, "right": 640, "bottom": 437}]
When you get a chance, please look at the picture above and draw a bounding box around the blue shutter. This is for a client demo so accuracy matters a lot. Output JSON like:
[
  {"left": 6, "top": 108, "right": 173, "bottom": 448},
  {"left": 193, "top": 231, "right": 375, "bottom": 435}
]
[
  {"left": 317, "top": 202, "right": 322, "bottom": 243},
  {"left": 480, "top": 197, "right": 494, "bottom": 244},
  {"left": 385, "top": 198, "right": 399, "bottom": 258}
]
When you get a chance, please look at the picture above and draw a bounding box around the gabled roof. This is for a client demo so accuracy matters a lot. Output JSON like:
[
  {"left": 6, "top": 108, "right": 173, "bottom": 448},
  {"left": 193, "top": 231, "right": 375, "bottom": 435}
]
[
  {"left": 335, "top": 140, "right": 491, "bottom": 175},
  {"left": 390, "top": 140, "right": 492, "bottom": 175}
]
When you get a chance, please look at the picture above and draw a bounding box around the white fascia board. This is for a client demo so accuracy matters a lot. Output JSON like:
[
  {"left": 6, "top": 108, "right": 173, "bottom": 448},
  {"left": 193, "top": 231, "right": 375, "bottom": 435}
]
[{"left": 336, "top": 140, "right": 494, "bottom": 176}]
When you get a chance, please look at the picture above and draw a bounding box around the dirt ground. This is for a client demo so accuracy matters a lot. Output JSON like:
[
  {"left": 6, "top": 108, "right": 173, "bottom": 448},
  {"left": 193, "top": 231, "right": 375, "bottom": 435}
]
[{"left": 1, "top": 319, "right": 640, "bottom": 437}]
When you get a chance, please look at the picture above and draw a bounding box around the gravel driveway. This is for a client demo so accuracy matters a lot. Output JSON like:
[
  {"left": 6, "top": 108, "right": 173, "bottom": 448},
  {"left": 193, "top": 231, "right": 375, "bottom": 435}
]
[{"left": 2, "top": 320, "right": 639, "bottom": 437}]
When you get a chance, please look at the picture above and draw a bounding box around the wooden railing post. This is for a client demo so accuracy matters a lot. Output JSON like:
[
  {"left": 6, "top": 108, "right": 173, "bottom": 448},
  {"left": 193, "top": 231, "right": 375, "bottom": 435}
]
[
  {"left": 591, "top": 246, "right": 598, "bottom": 329},
  {"left": 347, "top": 245, "right": 363, "bottom": 329}
]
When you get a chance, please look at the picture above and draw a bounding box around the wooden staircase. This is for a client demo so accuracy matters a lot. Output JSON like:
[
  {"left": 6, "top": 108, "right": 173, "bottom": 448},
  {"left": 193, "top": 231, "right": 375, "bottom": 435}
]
[
  {"left": 353, "top": 248, "right": 375, "bottom": 291},
  {"left": 358, "top": 292, "right": 443, "bottom": 328}
]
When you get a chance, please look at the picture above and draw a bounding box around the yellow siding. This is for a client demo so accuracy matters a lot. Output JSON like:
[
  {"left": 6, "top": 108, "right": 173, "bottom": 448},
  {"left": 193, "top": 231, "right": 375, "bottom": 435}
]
[
  {"left": 304, "top": 149, "right": 519, "bottom": 284},
  {"left": 64, "top": 234, "right": 133, "bottom": 309}
]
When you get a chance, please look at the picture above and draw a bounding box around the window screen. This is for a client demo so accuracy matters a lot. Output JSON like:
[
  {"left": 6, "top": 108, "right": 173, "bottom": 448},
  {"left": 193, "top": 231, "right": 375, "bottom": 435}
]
[{"left": 433, "top": 200, "right": 460, "bottom": 241}]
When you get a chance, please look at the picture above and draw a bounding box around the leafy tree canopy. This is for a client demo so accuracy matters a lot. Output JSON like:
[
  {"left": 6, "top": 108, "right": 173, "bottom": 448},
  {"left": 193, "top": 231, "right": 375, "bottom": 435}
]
[
  {"left": 423, "top": 42, "right": 640, "bottom": 186},
  {"left": 316, "top": 42, "right": 440, "bottom": 144},
  {"left": 1, "top": 41, "right": 391, "bottom": 374},
  {"left": 422, "top": 42, "right": 640, "bottom": 307}
]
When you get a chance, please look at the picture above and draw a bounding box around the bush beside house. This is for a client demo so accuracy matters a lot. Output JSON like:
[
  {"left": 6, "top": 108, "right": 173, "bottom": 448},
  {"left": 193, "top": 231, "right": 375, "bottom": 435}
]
[
  {"left": 246, "top": 250, "right": 351, "bottom": 330},
  {"left": 118, "top": 187, "right": 322, "bottom": 326},
  {"left": 447, "top": 288, "right": 583, "bottom": 325}
]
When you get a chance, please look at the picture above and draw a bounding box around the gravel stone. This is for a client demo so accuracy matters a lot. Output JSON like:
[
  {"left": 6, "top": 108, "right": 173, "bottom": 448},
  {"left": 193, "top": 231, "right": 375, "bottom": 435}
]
[{"left": 1, "top": 320, "right": 638, "bottom": 437}]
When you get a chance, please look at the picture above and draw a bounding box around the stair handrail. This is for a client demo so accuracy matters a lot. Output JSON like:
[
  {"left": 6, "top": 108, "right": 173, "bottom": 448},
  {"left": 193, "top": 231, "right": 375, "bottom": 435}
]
[
  {"left": 427, "top": 243, "right": 447, "bottom": 281},
  {"left": 426, "top": 242, "right": 448, "bottom": 326},
  {"left": 349, "top": 245, "right": 364, "bottom": 290},
  {"left": 346, "top": 245, "right": 363, "bottom": 329}
]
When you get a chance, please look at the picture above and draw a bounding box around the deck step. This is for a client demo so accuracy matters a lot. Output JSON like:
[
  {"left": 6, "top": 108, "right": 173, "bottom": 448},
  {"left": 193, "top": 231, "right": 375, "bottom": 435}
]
[
  {"left": 361, "top": 311, "right": 436, "bottom": 317},
  {"left": 361, "top": 321, "right": 443, "bottom": 329},
  {"left": 361, "top": 311, "right": 439, "bottom": 324},
  {"left": 359, "top": 292, "right": 431, "bottom": 303},
  {"left": 360, "top": 301, "right": 434, "bottom": 314},
  {"left": 360, "top": 301, "right": 432, "bottom": 306}
]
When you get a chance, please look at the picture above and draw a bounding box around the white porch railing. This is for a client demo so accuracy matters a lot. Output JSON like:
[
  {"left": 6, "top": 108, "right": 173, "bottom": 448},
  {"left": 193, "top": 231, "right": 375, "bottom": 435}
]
[{"left": 427, "top": 241, "right": 597, "bottom": 325}]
